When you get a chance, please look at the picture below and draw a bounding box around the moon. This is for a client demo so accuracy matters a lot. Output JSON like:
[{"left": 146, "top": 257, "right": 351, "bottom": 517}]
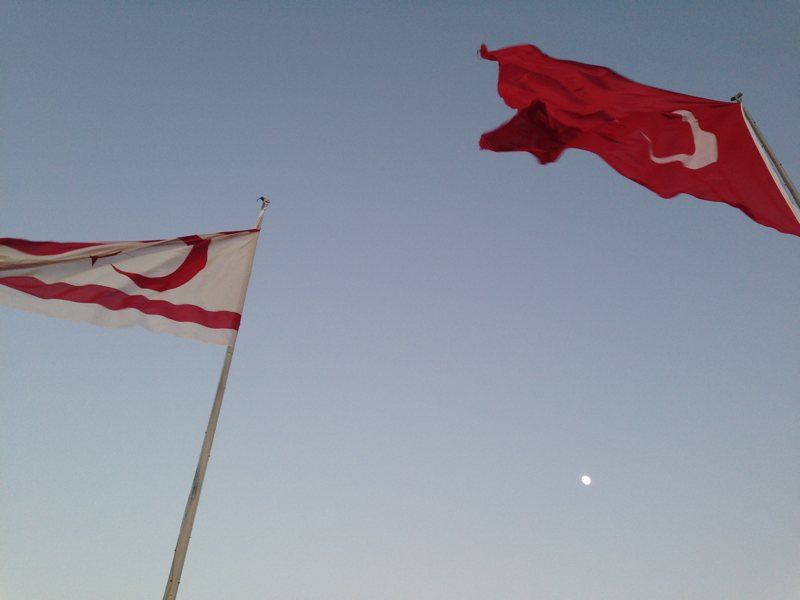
[{"left": 580, "top": 474, "right": 592, "bottom": 486}]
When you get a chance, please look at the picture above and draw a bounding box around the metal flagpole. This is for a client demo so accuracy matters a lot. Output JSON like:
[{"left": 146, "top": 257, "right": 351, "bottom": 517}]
[
  {"left": 732, "top": 93, "right": 800, "bottom": 211},
  {"left": 162, "top": 197, "right": 270, "bottom": 600}
]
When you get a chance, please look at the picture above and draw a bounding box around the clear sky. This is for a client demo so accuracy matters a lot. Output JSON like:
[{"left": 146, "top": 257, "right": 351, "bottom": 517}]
[{"left": 2, "top": 2, "right": 799, "bottom": 599}]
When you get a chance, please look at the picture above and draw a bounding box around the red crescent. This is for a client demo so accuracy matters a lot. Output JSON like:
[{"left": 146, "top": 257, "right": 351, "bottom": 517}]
[{"left": 112, "top": 236, "right": 210, "bottom": 292}]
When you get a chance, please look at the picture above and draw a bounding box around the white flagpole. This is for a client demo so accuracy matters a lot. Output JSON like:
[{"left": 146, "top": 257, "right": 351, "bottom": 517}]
[
  {"left": 162, "top": 197, "right": 270, "bottom": 600},
  {"left": 733, "top": 93, "right": 800, "bottom": 211}
]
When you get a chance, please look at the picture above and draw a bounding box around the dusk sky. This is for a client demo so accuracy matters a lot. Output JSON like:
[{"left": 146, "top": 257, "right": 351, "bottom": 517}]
[{"left": 2, "top": 2, "right": 799, "bottom": 599}]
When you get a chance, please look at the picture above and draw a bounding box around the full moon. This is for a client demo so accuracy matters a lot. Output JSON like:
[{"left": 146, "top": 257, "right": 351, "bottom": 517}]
[{"left": 580, "top": 474, "right": 592, "bottom": 486}]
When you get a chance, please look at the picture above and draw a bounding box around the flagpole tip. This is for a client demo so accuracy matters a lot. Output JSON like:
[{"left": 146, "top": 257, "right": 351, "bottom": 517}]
[{"left": 254, "top": 196, "right": 270, "bottom": 229}]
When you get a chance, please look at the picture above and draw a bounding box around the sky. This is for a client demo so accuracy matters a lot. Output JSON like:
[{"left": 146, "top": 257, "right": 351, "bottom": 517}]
[{"left": 2, "top": 2, "right": 799, "bottom": 599}]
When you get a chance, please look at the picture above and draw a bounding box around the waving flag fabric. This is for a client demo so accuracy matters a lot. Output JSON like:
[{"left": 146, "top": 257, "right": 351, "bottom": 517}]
[
  {"left": 480, "top": 44, "right": 800, "bottom": 237},
  {"left": 0, "top": 229, "right": 260, "bottom": 344}
]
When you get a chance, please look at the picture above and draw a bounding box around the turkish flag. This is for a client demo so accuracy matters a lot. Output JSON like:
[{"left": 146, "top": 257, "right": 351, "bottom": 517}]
[{"left": 480, "top": 44, "right": 800, "bottom": 237}]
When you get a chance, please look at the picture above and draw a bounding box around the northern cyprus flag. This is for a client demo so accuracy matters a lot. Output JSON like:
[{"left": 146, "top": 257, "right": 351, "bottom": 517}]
[{"left": 0, "top": 229, "right": 260, "bottom": 345}]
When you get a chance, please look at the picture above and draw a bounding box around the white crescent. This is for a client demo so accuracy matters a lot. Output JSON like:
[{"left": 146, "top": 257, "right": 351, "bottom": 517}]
[{"left": 642, "top": 109, "right": 718, "bottom": 170}]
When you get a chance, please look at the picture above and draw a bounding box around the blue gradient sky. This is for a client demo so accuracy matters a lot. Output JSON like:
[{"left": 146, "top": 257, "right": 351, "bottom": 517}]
[{"left": 2, "top": 2, "right": 799, "bottom": 599}]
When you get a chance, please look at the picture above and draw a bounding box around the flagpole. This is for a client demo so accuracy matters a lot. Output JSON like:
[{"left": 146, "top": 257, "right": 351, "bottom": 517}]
[
  {"left": 733, "top": 93, "right": 800, "bottom": 211},
  {"left": 162, "top": 197, "right": 270, "bottom": 600}
]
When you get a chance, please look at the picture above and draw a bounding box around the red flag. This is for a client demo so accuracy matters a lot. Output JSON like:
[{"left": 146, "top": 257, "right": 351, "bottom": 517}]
[
  {"left": 0, "top": 229, "right": 260, "bottom": 344},
  {"left": 480, "top": 44, "right": 800, "bottom": 236}
]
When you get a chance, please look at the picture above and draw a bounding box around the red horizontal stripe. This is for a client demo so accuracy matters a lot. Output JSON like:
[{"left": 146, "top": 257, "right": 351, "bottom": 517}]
[
  {"left": 0, "top": 238, "right": 106, "bottom": 255},
  {"left": 1, "top": 230, "right": 259, "bottom": 258},
  {"left": 0, "top": 276, "right": 240, "bottom": 330}
]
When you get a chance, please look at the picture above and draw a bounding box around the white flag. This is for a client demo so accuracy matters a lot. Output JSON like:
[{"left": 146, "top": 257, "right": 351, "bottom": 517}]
[{"left": 0, "top": 229, "right": 260, "bottom": 344}]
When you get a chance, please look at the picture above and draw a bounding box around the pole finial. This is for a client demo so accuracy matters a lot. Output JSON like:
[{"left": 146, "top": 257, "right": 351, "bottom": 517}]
[
  {"left": 730, "top": 92, "right": 743, "bottom": 103},
  {"left": 255, "top": 196, "right": 270, "bottom": 229}
]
